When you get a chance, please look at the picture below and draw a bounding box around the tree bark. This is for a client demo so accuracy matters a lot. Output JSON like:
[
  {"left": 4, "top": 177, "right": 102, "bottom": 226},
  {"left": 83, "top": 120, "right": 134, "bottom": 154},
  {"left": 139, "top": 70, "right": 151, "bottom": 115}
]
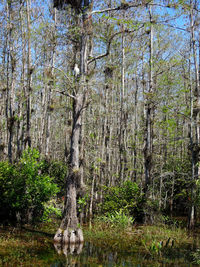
[
  {"left": 54, "top": 0, "right": 93, "bottom": 245},
  {"left": 188, "top": 0, "right": 200, "bottom": 229},
  {"left": 17, "top": 0, "right": 26, "bottom": 159},
  {"left": 133, "top": 76, "right": 138, "bottom": 182},
  {"left": 54, "top": 94, "right": 85, "bottom": 244},
  {"left": 25, "top": 0, "right": 32, "bottom": 148},
  {"left": 144, "top": 3, "right": 154, "bottom": 193}
]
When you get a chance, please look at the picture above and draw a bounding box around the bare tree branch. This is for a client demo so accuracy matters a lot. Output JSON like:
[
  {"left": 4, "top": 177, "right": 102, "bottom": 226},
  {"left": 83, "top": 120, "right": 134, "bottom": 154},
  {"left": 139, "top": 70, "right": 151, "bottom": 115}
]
[
  {"left": 155, "top": 22, "right": 189, "bottom": 32},
  {"left": 48, "top": 65, "right": 74, "bottom": 86},
  {"left": 55, "top": 89, "right": 76, "bottom": 99},
  {"left": 91, "top": 1, "right": 200, "bottom": 17},
  {"left": 88, "top": 26, "right": 144, "bottom": 65},
  {"left": 91, "top": 2, "right": 142, "bottom": 15}
]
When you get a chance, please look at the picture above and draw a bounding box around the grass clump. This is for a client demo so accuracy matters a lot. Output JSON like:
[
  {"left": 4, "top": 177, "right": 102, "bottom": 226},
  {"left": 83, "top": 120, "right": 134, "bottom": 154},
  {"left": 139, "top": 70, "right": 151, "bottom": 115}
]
[
  {"left": 83, "top": 220, "right": 194, "bottom": 260},
  {"left": 95, "top": 210, "right": 134, "bottom": 229}
]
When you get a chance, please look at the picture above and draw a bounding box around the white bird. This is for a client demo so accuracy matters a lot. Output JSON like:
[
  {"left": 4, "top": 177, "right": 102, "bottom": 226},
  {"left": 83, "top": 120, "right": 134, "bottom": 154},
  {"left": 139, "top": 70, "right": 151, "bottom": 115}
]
[{"left": 73, "top": 63, "right": 80, "bottom": 77}]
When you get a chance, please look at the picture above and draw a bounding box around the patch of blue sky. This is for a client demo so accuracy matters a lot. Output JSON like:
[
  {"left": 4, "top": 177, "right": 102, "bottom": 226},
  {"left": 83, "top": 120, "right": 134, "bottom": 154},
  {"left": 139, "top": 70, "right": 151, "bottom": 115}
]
[{"left": 152, "top": 1, "right": 190, "bottom": 34}]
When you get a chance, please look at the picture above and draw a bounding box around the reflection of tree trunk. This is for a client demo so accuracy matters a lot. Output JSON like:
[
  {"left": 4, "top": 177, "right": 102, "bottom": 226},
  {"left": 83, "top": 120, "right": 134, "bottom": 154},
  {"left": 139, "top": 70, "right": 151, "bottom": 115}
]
[{"left": 54, "top": 242, "right": 83, "bottom": 257}]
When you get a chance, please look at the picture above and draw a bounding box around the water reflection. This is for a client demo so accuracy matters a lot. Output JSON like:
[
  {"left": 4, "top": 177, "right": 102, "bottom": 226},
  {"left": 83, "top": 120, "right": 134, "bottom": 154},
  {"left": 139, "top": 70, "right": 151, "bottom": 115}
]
[
  {"left": 52, "top": 243, "right": 83, "bottom": 267},
  {"left": 52, "top": 241, "right": 199, "bottom": 267},
  {"left": 54, "top": 242, "right": 83, "bottom": 255},
  {"left": 52, "top": 242, "right": 140, "bottom": 267}
]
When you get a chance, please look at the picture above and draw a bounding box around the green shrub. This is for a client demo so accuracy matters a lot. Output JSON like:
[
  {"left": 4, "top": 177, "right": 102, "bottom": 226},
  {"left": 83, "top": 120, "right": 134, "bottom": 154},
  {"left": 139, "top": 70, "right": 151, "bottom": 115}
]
[
  {"left": 0, "top": 161, "right": 17, "bottom": 222},
  {"left": 40, "top": 159, "right": 68, "bottom": 196},
  {"left": 192, "top": 249, "right": 200, "bottom": 264},
  {"left": 101, "top": 181, "right": 144, "bottom": 222},
  {"left": 41, "top": 200, "right": 62, "bottom": 222},
  {"left": 0, "top": 148, "right": 59, "bottom": 225}
]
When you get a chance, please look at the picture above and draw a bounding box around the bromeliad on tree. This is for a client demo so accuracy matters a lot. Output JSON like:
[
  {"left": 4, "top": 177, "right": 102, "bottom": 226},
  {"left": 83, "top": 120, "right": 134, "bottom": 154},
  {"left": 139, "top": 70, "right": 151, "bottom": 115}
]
[{"left": 53, "top": 0, "right": 83, "bottom": 12}]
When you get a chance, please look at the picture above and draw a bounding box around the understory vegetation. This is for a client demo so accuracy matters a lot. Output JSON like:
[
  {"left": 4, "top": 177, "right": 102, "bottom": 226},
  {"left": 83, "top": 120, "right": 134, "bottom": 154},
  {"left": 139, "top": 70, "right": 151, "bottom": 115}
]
[
  {"left": 0, "top": 148, "right": 199, "bottom": 227},
  {"left": 0, "top": 148, "right": 197, "bottom": 228},
  {"left": 0, "top": 149, "right": 62, "bottom": 225},
  {"left": 1, "top": 149, "right": 200, "bottom": 265}
]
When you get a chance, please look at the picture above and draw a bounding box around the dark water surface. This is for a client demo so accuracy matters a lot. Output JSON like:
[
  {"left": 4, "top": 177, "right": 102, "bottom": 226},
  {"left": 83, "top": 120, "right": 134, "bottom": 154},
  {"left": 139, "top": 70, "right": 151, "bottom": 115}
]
[
  {"left": 0, "top": 227, "right": 199, "bottom": 266},
  {"left": 51, "top": 241, "right": 198, "bottom": 267}
]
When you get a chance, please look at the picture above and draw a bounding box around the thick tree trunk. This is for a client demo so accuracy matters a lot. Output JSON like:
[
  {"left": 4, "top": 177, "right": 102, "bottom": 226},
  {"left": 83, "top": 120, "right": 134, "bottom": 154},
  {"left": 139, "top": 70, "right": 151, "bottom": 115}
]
[
  {"left": 55, "top": 0, "right": 92, "bottom": 245},
  {"left": 54, "top": 94, "right": 84, "bottom": 244},
  {"left": 144, "top": 3, "right": 154, "bottom": 193},
  {"left": 119, "top": 21, "right": 125, "bottom": 182},
  {"left": 6, "top": 2, "right": 12, "bottom": 163},
  {"left": 188, "top": 0, "right": 200, "bottom": 229},
  {"left": 6, "top": 1, "right": 17, "bottom": 163},
  {"left": 133, "top": 77, "right": 138, "bottom": 182},
  {"left": 16, "top": 1, "right": 26, "bottom": 159},
  {"left": 25, "top": 0, "right": 32, "bottom": 148}
]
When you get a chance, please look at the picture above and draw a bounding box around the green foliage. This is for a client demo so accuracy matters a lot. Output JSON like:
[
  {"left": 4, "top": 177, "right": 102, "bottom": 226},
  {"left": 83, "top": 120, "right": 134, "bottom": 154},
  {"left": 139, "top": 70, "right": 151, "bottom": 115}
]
[
  {"left": 40, "top": 159, "right": 68, "bottom": 195},
  {"left": 192, "top": 249, "right": 200, "bottom": 264},
  {"left": 142, "top": 239, "right": 163, "bottom": 256},
  {"left": 161, "top": 215, "right": 180, "bottom": 227},
  {"left": 101, "top": 181, "right": 144, "bottom": 222},
  {"left": 142, "top": 237, "right": 175, "bottom": 256},
  {"left": 96, "top": 210, "right": 134, "bottom": 229},
  {"left": 0, "top": 161, "right": 17, "bottom": 222},
  {"left": 41, "top": 201, "right": 62, "bottom": 222},
  {"left": 0, "top": 148, "right": 59, "bottom": 225},
  {"left": 77, "top": 194, "right": 89, "bottom": 212},
  {"left": 154, "top": 155, "right": 192, "bottom": 214}
]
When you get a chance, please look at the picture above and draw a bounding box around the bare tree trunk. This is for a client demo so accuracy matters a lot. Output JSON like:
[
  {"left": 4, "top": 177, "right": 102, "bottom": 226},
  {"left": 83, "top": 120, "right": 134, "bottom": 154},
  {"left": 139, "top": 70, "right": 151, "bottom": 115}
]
[
  {"left": 119, "top": 20, "right": 125, "bottom": 182},
  {"left": 144, "top": 3, "right": 154, "bottom": 193},
  {"left": 133, "top": 76, "right": 138, "bottom": 182},
  {"left": 6, "top": 1, "right": 17, "bottom": 163},
  {"left": 17, "top": 0, "right": 26, "bottom": 158},
  {"left": 54, "top": 92, "right": 85, "bottom": 244},
  {"left": 188, "top": 1, "right": 200, "bottom": 228},
  {"left": 25, "top": 0, "right": 32, "bottom": 148},
  {"left": 99, "top": 64, "right": 113, "bottom": 201},
  {"left": 46, "top": 9, "right": 57, "bottom": 157},
  {"left": 6, "top": 1, "right": 12, "bottom": 162},
  {"left": 89, "top": 169, "right": 95, "bottom": 228},
  {"left": 54, "top": 0, "right": 93, "bottom": 245}
]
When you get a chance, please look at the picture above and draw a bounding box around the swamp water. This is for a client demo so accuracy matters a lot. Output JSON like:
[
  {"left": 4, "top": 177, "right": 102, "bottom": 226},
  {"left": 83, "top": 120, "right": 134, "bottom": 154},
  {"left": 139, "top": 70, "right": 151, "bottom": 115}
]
[
  {"left": 0, "top": 227, "right": 200, "bottom": 266},
  {"left": 51, "top": 241, "right": 199, "bottom": 267}
]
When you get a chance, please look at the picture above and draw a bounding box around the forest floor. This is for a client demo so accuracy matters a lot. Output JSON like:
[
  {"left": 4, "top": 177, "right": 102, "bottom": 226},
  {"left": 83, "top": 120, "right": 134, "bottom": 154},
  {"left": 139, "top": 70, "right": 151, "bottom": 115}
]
[{"left": 0, "top": 219, "right": 199, "bottom": 266}]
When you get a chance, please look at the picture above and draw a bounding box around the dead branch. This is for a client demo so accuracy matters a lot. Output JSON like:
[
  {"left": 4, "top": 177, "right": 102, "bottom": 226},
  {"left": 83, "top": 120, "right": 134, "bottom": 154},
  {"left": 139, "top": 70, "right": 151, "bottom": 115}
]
[
  {"left": 88, "top": 26, "right": 144, "bottom": 65},
  {"left": 55, "top": 89, "right": 76, "bottom": 99}
]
